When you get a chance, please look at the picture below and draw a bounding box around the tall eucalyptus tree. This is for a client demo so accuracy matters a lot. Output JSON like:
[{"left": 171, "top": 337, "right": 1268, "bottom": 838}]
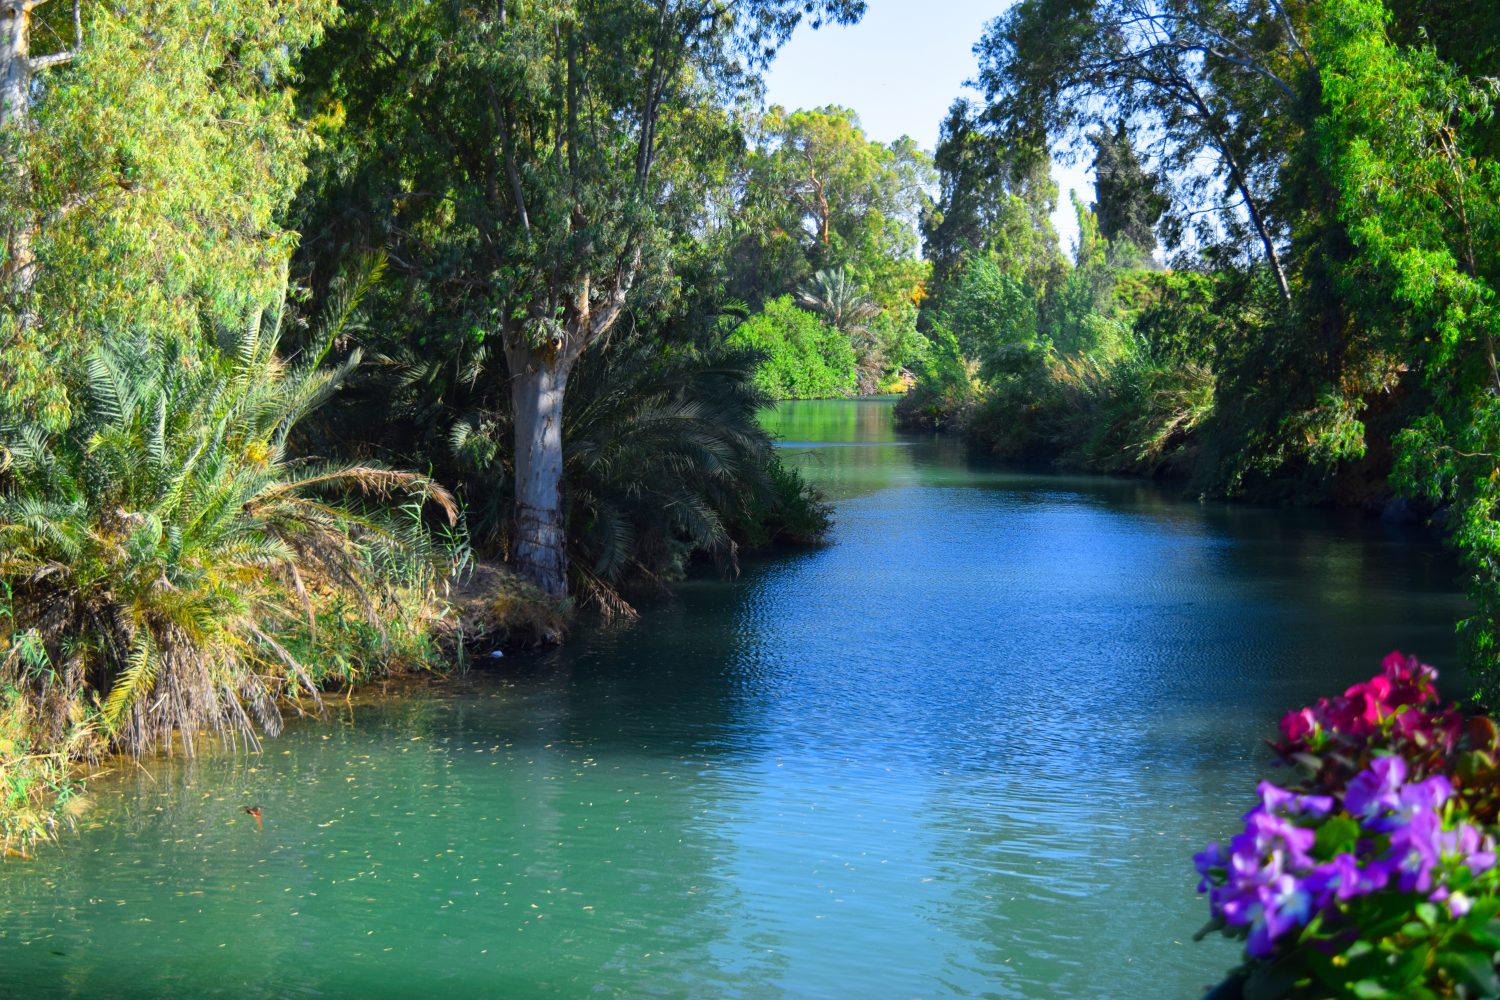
[
  {"left": 297, "top": 0, "right": 863, "bottom": 598},
  {"left": 975, "top": 0, "right": 1316, "bottom": 302}
]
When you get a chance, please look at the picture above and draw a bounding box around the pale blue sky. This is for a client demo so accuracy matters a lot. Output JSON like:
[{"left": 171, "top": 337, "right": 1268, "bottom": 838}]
[{"left": 762, "top": 0, "right": 1091, "bottom": 251}]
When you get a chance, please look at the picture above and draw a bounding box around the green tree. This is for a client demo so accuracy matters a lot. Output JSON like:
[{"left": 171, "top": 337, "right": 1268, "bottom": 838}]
[
  {"left": 734, "top": 105, "right": 932, "bottom": 308},
  {"left": 1042, "top": 197, "right": 1125, "bottom": 357},
  {"left": 0, "top": 0, "right": 335, "bottom": 427},
  {"left": 938, "top": 253, "right": 1042, "bottom": 378},
  {"left": 974, "top": 0, "right": 1312, "bottom": 303},
  {"left": 1089, "top": 123, "right": 1167, "bottom": 259},
  {"left": 294, "top": 0, "right": 863, "bottom": 598},
  {"left": 729, "top": 295, "right": 856, "bottom": 399},
  {"left": 921, "top": 99, "right": 1063, "bottom": 309},
  {"left": 1316, "top": 0, "right": 1500, "bottom": 689}
]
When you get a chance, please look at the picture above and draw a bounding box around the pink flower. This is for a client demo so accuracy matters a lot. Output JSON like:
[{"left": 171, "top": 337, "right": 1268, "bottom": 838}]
[
  {"left": 1281, "top": 707, "right": 1317, "bottom": 743},
  {"left": 1381, "top": 649, "right": 1412, "bottom": 674}
]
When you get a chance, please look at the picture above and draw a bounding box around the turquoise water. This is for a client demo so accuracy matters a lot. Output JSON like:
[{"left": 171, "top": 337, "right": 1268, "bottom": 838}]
[{"left": 0, "top": 398, "right": 1469, "bottom": 998}]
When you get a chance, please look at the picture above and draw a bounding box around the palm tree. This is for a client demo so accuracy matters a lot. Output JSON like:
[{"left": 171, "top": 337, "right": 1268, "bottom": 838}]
[
  {"left": 0, "top": 270, "right": 453, "bottom": 755},
  {"left": 797, "top": 268, "right": 885, "bottom": 394},
  {"left": 448, "top": 326, "right": 827, "bottom": 615}
]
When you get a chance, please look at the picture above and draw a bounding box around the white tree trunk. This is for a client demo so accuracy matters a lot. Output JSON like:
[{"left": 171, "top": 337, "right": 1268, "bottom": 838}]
[
  {"left": 503, "top": 267, "right": 633, "bottom": 601},
  {"left": 1, "top": 0, "right": 33, "bottom": 307},
  {"left": 0, "top": 1, "right": 31, "bottom": 132},
  {"left": 509, "top": 353, "right": 571, "bottom": 598}
]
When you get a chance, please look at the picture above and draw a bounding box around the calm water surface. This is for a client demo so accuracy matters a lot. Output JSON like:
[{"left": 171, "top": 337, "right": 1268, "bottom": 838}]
[{"left": 0, "top": 399, "right": 1470, "bottom": 999}]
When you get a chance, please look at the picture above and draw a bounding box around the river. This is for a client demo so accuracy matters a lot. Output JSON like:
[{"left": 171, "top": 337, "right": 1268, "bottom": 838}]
[{"left": 0, "top": 398, "right": 1470, "bottom": 998}]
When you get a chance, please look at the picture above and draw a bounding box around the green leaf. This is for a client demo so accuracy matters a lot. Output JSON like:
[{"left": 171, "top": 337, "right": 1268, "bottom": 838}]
[
  {"left": 1314, "top": 816, "right": 1361, "bottom": 860},
  {"left": 1439, "top": 947, "right": 1500, "bottom": 997},
  {"left": 1465, "top": 918, "right": 1500, "bottom": 951}
]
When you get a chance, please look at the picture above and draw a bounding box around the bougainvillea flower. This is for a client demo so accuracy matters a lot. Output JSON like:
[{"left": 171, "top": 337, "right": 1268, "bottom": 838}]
[
  {"left": 1344, "top": 757, "right": 1408, "bottom": 820},
  {"left": 1305, "top": 852, "right": 1389, "bottom": 904},
  {"left": 1197, "top": 654, "right": 1500, "bottom": 967},
  {"left": 1280, "top": 707, "right": 1318, "bottom": 743}
]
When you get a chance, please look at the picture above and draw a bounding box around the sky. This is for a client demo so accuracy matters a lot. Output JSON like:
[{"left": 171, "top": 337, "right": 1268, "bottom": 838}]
[{"left": 761, "top": 0, "right": 1092, "bottom": 252}]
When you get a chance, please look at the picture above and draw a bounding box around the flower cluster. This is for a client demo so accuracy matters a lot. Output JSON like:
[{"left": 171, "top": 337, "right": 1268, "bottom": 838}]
[
  {"left": 1195, "top": 759, "right": 1497, "bottom": 959},
  {"left": 1276, "top": 651, "right": 1463, "bottom": 776},
  {"left": 1196, "top": 652, "right": 1500, "bottom": 998}
]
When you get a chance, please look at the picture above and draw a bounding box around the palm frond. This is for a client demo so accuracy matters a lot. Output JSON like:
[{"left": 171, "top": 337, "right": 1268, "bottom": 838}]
[{"left": 101, "top": 631, "right": 156, "bottom": 732}]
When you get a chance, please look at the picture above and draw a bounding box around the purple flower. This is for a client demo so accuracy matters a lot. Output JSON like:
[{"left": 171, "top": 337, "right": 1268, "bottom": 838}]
[
  {"left": 1257, "top": 781, "right": 1334, "bottom": 818},
  {"left": 1228, "top": 811, "right": 1317, "bottom": 872},
  {"left": 1194, "top": 842, "right": 1229, "bottom": 893},
  {"left": 1344, "top": 756, "right": 1407, "bottom": 820},
  {"left": 1197, "top": 655, "right": 1499, "bottom": 968},
  {"left": 1388, "top": 811, "right": 1444, "bottom": 893},
  {"left": 1399, "top": 774, "right": 1453, "bottom": 815},
  {"left": 1305, "top": 852, "right": 1389, "bottom": 905},
  {"left": 1260, "top": 875, "right": 1314, "bottom": 938},
  {"left": 1215, "top": 883, "right": 1263, "bottom": 929},
  {"left": 1436, "top": 823, "right": 1497, "bottom": 875}
]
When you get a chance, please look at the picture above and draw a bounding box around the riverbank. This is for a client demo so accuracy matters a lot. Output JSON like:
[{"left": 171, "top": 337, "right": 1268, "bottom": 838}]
[
  {"left": 0, "top": 561, "right": 563, "bottom": 855},
  {"left": 894, "top": 377, "right": 1429, "bottom": 522},
  {"left": 0, "top": 498, "right": 834, "bottom": 857}
]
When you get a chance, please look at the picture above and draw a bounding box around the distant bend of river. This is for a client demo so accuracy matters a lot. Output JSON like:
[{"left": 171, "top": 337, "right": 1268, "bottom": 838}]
[{"left": 0, "top": 397, "right": 1468, "bottom": 999}]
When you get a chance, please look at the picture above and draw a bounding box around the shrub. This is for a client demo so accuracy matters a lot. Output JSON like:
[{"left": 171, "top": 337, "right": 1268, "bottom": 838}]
[
  {"left": 893, "top": 323, "right": 982, "bottom": 431},
  {"left": 0, "top": 661, "right": 90, "bottom": 852},
  {"left": 735, "top": 458, "right": 833, "bottom": 549},
  {"left": 729, "top": 295, "right": 857, "bottom": 399},
  {"left": 938, "top": 252, "right": 1044, "bottom": 379},
  {"left": 0, "top": 302, "right": 454, "bottom": 759}
]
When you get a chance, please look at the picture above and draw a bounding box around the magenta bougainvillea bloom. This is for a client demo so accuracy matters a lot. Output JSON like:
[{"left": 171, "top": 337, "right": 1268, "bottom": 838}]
[
  {"left": 1196, "top": 652, "right": 1500, "bottom": 970},
  {"left": 1275, "top": 651, "right": 1463, "bottom": 759}
]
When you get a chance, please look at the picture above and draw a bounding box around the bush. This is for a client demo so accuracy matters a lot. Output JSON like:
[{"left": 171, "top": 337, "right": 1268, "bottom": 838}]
[
  {"left": 938, "top": 252, "right": 1044, "bottom": 380},
  {"left": 735, "top": 458, "right": 834, "bottom": 549},
  {"left": 729, "top": 295, "right": 857, "bottom": 399},
  {"left": 0, "top": 661, "right": 90, "bottom": 853},
  {"left": 893, "top": 323, "right": 982, "bottom": 431},
  {"left": 1196, "top": 652, "right": 1500, "bottom": 998},
  {"left": 0, "top": 310, "right": 453, "bottom": 759}
]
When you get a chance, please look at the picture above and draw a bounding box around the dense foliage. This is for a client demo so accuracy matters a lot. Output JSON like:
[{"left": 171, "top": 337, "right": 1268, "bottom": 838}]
[
  {"left": 0, "top": 0, "right": 1496, "bottom": 897},
  {"left": 290, "top": 0, "right": 864, "bottom": 596},
  {"left": 0, "top": 282, "right": 455, "bottom": 747},
  {"left": 1, "top": 0, "right": 336, "bottom": 429},
  {"left": 0, "top": 1, "right": 861, "bottom": 847},
  {"left": 729, "top": 296, "right": 858, "bottom": 400},
  {"left": 900, "top": 0, "right": 1500, "bottom": 696},
  {"left": 447, "top": 324, "right": 832, "bottom": 614}
]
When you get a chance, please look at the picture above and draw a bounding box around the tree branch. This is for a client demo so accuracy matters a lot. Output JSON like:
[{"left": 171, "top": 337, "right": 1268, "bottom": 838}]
[{"left": 29, "top": 48, "right": 70, "bottom": 70}]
